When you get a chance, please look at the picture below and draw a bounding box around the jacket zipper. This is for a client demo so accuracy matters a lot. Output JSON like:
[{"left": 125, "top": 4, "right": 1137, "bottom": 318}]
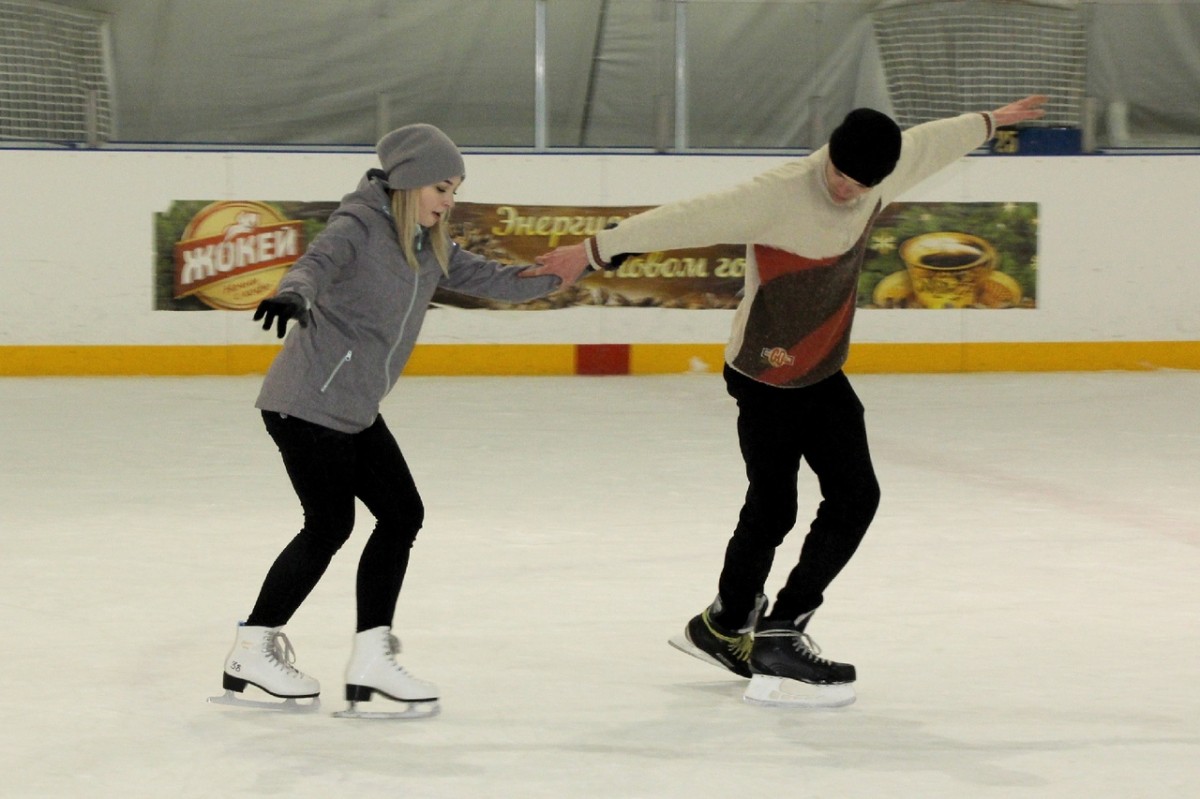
[
  {"left": 382, "top": 268, "right": 422, "bottom": 396},
  {"left": 320, "top": 350, "right": 352, "bottom": 393}
]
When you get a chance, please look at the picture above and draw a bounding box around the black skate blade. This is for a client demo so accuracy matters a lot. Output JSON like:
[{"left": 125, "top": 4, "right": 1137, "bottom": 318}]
[
  {"left": 668, "top": 635, "right": 747, "bottom": 678},
  {"left": 207, "top": 689, "right": 321, "bottom": 713},
  {"left": 333, "top": 699, "right": 440, "bottom": 720}
]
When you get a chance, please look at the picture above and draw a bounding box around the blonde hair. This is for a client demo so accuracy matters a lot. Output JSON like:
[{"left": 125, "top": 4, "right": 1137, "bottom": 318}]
[{"left": 390, "top": 188, "right": 452, "bottom": 275}]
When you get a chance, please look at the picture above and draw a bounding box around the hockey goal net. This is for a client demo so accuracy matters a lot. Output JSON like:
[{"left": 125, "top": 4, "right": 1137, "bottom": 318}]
[
  {"left": 871, "top": 0, "right": 1086, "bottom": 128},
  {"left": 0, "top": 0, "right": 114, "bottom": 143}
]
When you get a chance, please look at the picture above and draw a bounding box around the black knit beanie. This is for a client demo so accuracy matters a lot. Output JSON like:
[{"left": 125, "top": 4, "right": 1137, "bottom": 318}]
[{"left": 828, "top": 108, "right": 902, "bottom": 187}]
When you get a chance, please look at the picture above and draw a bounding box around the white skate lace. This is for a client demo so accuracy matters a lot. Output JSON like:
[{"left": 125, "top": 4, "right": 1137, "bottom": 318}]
[
  {"left": 791, "top": 633, "right": 836, "bottom": 666},
  {"left": 386, "top": 634, "right": 414, "bottom": 675},
  {"left": 266, "top": 631, "right": 304, "bottom": 676},
  {"left": 758, "top": 628, "right": 837, "bottom": 666}
]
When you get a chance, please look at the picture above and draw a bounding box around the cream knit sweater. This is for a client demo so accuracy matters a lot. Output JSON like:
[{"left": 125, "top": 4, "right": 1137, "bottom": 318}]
[{"left": 587, "top": 112, "right": 994, "bottom": 387}]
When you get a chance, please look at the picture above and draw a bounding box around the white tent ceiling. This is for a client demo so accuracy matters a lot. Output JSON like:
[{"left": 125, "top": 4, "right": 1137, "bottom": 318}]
[{"left": 19, "top": 0, "right": 1200, "bottom": 149}]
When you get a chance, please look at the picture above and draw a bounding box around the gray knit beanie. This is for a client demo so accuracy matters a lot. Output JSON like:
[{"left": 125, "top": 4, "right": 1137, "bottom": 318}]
[
  {"left": 376, "top": 123, "right": 465, "bottom": 190},
  {"left": 828, "top": 108, "right": 902, "bottom": 187}
]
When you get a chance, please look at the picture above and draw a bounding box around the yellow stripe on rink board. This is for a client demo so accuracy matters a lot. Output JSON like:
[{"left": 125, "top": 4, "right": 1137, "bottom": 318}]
[
  {"left": 1, "top": 341, "right": 1198, "bottom": 377},
  {"left": 845, "top": 341, "right": 1200, "bottom": 374},
  {"left": 0, "top": 345, "right": 283, "bottom": 376},
  {"left": 629, "top": 344, "right": 725, "bottom": 375},
  {"left": 0, "top": 344, "right": 577, "bottom": 376},
  {"left": 404, "top": 344, "right": 575, "bottom": 376},
  {"left": 629, "top": 341, "right": 1200, "bottom": 376}
]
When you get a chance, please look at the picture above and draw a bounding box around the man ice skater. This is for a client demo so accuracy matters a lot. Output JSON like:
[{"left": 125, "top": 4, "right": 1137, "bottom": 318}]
[{"left": 525, "top": 96, "right": 1049, "bottom": 707}]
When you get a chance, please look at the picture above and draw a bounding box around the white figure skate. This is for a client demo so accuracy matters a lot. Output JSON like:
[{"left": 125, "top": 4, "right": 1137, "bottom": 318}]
[
  {"left": 208, "top": 623, "right": 321, "bottom": 712},
  {"left": 333, "top": 626, "right": 440, "bottom": 720}
]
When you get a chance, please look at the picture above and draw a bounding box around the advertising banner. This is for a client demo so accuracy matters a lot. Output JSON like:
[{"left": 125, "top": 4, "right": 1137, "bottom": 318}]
[{"left": 155, "top": 200, "right": 1036, "bottom": 311}]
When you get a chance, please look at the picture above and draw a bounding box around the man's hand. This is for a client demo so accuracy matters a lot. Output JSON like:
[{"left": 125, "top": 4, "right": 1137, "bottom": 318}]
[
  {"left": 992, "top": 95, "right": 1050, "bottom": 127},
  {"left": 522, "top": 242, "right": 591, "bottom": 287}
]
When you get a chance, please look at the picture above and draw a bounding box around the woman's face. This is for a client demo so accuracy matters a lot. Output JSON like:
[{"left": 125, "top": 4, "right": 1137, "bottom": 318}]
[{"left": 417, "top": 176, "right": 462, "bottom": 227}]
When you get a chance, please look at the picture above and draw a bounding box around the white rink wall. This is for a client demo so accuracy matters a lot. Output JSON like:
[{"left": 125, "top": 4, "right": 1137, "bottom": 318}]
[{"left": 0, "top": 147, "right": 1197, "bottom": 347}]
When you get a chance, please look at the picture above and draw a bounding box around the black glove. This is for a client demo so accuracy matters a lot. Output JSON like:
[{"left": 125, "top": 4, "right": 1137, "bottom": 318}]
[{"left": 253, "top": 291, "right": 308, "bottom": 338}]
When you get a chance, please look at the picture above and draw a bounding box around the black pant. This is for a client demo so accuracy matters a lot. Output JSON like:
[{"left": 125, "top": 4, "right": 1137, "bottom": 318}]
[
  {"left": 246, "top": 411, "right": 424, "bottom": 632},
  {"left": 717, "top": 366, "right": 880, "bottom": 626}
]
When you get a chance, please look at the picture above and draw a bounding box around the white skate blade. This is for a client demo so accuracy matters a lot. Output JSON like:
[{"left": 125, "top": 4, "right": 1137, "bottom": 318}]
[
  {"left": 207, "top": 689, "right": 321, "bottom": 713},
  {"left": 743, "top": 675, "right": 856, "bottom": 708},
  {"left": 668, "top": 635, "right": 745, "bottom": 677},
  {"left": 333, "top": 700, "right": 440, "bottom": 720}
]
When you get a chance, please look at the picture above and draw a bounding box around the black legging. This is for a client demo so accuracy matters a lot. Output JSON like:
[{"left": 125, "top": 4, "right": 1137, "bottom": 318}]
[
  {"left": 246, "top": 411, "right": 424, "bottom": 632},
  {"left": 716, "top": 366, "right": 881, "bottom": 626}
]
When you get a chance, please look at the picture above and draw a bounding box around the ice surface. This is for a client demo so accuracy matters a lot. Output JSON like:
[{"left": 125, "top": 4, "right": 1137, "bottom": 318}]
[{"left": 1, "top": 372, "right": 1197, "bottom": 798}]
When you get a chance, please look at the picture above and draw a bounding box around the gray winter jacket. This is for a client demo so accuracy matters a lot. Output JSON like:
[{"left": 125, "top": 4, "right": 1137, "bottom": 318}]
[{"left": 255, "top": 172, "right": 560, "bottom": 433}]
